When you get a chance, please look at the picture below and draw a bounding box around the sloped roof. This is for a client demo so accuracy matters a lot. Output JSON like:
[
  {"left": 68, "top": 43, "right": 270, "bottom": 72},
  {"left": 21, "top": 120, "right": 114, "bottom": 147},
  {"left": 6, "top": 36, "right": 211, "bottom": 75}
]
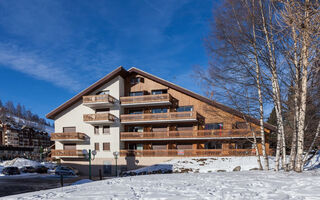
[
  {"left": 46, "top": 66, "right": 128, "bottom": 119},
  {"left": 46, "top": 67, "right": 276, "bottom": 132}
]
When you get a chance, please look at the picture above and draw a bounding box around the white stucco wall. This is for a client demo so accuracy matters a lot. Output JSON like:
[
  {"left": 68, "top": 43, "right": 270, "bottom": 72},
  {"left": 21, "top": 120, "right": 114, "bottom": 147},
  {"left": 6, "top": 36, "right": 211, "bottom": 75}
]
[{"left": 54, "top": 76, "right": 124, "bottom": 159}]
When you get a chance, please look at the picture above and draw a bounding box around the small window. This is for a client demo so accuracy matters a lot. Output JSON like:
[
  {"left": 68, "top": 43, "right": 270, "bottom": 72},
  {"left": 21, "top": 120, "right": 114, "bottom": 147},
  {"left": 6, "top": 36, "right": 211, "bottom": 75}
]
[
  {"left": 130, "top": 77, "right": 144, "bottom": 84},
  {"left": 176, "top": 106, "right": 193, "bottom": 112},
  {"left": 152, "top": 108, "right": 167, "bottom": 114},
  {"left": 151, "top": 89, "right": 167, "bottom": 95},
  {"left": 103, "top": 126, "right": 110, "bottom": 134},
  {"left": 136, "top": 144, "right": 143, "bottom": 150},
  {"left": 129, "top": 91, "right": 144, "bottom": 96},
  {"left": 128, "top": 126, "right": 144, "bottom": 132},
  {"left": 94, "top": 126, "right": 99, "bottom": 134},
  {"left": 205, "top": 123, "right": 223, "bottom": 130},
  {"left": 103, "top": 143, "right": 110, "bottom": 151},
  {"left": 95, "top": 143, "right": 100, "bottom": 151},
  {"left": 63, "top": 127, "right": 76, "bottom": 133}
]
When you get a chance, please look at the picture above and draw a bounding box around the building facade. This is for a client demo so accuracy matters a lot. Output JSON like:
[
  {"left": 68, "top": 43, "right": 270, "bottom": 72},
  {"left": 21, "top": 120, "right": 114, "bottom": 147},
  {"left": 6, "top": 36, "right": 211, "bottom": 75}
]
[
  {"left": 47, "top": 67, "right": 275, "bottom": 176},
  {"left": 0, "top": 120, "right": 51, "bottom": 160}
]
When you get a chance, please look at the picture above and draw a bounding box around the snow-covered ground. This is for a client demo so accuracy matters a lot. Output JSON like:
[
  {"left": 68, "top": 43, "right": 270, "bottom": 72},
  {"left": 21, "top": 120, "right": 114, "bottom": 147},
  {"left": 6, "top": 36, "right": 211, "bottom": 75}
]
[
  {"left": 126, "top": 156, "right": 275, "bottom": 175},
  {"left": 6, "top": 170, "right": 320, "bottom": 200}
]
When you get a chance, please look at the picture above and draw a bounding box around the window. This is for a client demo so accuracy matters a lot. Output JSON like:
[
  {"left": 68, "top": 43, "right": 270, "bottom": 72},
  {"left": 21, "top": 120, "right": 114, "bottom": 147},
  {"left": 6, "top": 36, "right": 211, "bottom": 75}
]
[
  {"left": 205, "top": 141, "right": 222, "bottom": 149},
  {"left": 152, "top": 108, "right": 167, "bottom": 113},
  {"left": 103, "top": 126, "right": 110, "bottom": 134},
  {"left": 94, "top": 126, "right": 99, "bottom": 134},
  {"left": 63, "top": 127, "right": 76, "bottom": 133},
  {"left": 176, "top": 106, "right": 193, "bottom": 112},
  {"left": 95, "top": 143, "right": 100, "bottom": 151},
  {"left": 103, "top": 143, "right": 110, "bottom": 151},
  {"left": 151, "top": 89, "right": 167, "bottom": 95},
  {"left": 96, "top": 90, "right": 109, "bottom": 95},
  {"left": 129, "top": 109, "right": 143, "bottom": 114},
  {"left": 128, "top": 126, "right": 144, "bottom": 132},
  {"left": 96, "top": 108, "right": 110, "bottom": 113},
  {"left": 205, "top": 123, "right": 223, "bottom": 130},
  {"left": 129, "top": 91, "right": 144, "bottom": 96},
  {"left": 136, "top": 144, "right": 143, "bottom": 150},
  {"left": 130, "top": 77, "right": 143, "bottom": 84}
]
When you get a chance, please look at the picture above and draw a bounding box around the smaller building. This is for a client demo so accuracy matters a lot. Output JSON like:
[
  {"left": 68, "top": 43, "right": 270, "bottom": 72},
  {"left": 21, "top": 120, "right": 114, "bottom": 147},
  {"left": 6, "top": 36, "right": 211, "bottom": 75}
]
[{"left": 0, "top": 118, "right": 52, "bottom": 160}]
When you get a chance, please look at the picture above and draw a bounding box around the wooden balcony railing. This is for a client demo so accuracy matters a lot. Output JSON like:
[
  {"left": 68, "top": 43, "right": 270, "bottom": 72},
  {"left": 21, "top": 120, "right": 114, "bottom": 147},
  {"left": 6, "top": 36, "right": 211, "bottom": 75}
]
[
  {"left": 83, "top": 94, "right": 116, "bottom": 104},
  {"left": 120, "top": 149, "right": 255, "bottom": 157},
  {"left": 51, "top": 132, "right": 86, "bottom": 141},
  {"left": 83, "top": 113, "right": 116, "bottom": 123},
  {"left": 51, "top": 150, "right": 85, "bottom": 157},
  {"left": 121, "top": 111, "right": 198, "bottom": 123},
  {"left": 120, "top": 94, "right": 172, "bottom": 105},
  {"left": 120, "top": 129, "right": 260, "bottom": 140}
]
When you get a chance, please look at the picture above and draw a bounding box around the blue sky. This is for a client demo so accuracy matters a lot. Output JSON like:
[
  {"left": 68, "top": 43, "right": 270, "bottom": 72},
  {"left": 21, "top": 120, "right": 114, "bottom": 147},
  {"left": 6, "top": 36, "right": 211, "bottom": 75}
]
[{"left": 0, "top": 0, "right": 215, "bottom": 121}]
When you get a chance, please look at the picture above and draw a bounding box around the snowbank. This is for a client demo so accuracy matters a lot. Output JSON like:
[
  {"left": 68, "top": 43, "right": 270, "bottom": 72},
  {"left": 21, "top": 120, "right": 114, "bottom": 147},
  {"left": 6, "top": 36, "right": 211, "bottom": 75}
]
[
  {"left": 6, "top": 171, "right": 320, "bottom": 199},
  {"left": 0, "top": 158, "right": 57, "bottom": 170},
  {"left": 2, "top": 158, "right": 41, "bottom": 168}
]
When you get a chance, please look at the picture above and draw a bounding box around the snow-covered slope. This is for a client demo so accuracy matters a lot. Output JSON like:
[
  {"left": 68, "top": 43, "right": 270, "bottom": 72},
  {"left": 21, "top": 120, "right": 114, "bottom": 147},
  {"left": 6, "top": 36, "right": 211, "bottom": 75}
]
[{"left": 6, "top": 171, "right": 320, "bottom": 200}]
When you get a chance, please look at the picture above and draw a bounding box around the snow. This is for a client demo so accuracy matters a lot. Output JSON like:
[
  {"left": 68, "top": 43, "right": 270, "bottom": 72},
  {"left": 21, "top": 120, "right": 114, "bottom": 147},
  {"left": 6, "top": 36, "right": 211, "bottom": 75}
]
[
  {"left": 71, "top": 179, "right": 93, "bottom": 185},
  {"left": 304, "top": 151, "right": 320, "bottom": 171},
  {"left": 0, "top": 158, "right": 57, "bottom": 177},
  {"left": 2, "top": 158, "right": 42, "bottom": 169},
  {"left": 126, "top": 156, "right": 275, "bottom": 175},
  {"left": 6, "top": 170, "right": 320, "bottom": 199}
]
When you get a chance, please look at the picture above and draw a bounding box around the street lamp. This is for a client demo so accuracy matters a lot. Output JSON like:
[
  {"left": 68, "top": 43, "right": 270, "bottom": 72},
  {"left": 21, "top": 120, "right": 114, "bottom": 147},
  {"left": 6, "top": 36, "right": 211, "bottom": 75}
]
[
  {"left": 83, "top": 149, "right": 96, "bottom": 180},
  {"left": 113, "top": 151, "right": 119, "bottom": 177}
]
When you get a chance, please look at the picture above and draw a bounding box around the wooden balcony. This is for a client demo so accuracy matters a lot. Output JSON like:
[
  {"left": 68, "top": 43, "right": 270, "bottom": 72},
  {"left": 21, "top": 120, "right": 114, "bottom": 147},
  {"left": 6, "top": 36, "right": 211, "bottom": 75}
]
[
  {"left": 120, "top": 94, "right": 173, "bottom": 107},
  {"left": 120, "top": 129, "right": 261, "bottom": 141},
  {"left": 121, "top": 111, "right": 199, "bottom": 124},
  {"left": 83, "top": 113, "right": 116, "bottom": 124},
  {"left": 120, "top": 149, "right": 255, "bottom": 157},
  {"left": 51, "top": 132, "right": 86, "bottom": 142},
  {"left": 83, "top": 94, "right": 116, "bottom": 108},
  {"left": 51, "top": 150, "right": 85, "bottom": 158}
]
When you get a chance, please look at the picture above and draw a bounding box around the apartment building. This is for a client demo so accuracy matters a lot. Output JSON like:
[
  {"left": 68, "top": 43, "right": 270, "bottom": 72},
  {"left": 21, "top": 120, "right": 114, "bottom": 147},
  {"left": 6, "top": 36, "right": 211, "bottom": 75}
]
[
  {"left": 47, "top": 67, "right": 275, "bottom": 176},
  {"left": 0, "top": 119, "right": 51, "bottom": 160}
]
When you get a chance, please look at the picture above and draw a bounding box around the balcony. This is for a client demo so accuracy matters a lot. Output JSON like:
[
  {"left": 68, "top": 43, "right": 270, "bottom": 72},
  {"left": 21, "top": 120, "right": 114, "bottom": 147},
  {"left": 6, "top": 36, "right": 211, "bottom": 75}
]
[
  {"left": 120, "top": 94, "right": 173, "bottom": 107},
  {"left": 51, "top": 150, "right": 85, "bottom": 158},
  {"left": 121, "top": 111, "right": 199, "bottom": 124},
  {"left": 51, "top": 132, "right": 86, "bottom": 142},
  {"left": 120, "top": 149, "right": 255, "bottom": 157},
  {"left": 83, "top": 113, "right": 116, "bottom": 124},
  {"left": 120, "top": 129, "right": 261, "bottom": 141},
  {"left": 83, "top": 94, "right": 116, "bottom": 108}
]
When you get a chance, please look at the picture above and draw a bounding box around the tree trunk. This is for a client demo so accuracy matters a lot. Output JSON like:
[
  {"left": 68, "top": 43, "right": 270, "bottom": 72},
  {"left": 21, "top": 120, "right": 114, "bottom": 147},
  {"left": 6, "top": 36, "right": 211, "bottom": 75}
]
[
  {"left": 259, "top": 0, "right": 286, "bottom": 170},
  {"left": 251, "top": 0, "right": 269, "bottom": 170},
  {"left": 295, "top": 0, "right": 310, "bottom": 172}
]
